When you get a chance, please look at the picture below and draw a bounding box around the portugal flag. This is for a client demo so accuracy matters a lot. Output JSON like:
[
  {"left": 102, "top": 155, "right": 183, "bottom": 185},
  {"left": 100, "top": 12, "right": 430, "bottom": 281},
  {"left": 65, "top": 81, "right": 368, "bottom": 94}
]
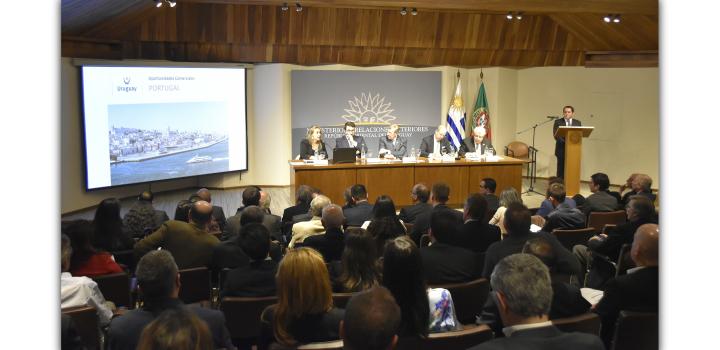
[{"left": 471, "top": 81, "right": 491, "bottom": 140}]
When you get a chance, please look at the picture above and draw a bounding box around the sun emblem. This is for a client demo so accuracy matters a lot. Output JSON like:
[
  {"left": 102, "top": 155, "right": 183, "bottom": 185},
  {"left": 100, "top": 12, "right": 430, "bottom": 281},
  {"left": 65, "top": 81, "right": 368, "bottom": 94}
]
[{"left": 341, "top": 92, "right": 397, "bottom": 124}]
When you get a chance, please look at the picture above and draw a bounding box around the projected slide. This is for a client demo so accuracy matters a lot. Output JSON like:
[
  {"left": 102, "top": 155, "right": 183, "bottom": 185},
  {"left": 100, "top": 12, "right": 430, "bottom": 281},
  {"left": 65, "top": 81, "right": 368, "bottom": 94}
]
[{"left": 82, "top": 66, "right": 247, "bottom": 190}]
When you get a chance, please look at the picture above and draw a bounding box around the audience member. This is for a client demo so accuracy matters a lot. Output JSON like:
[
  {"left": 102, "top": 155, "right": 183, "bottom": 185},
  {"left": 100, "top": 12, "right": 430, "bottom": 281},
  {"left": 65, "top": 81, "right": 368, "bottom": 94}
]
[
  {"left": 282, "top": 185, "right": 315, "bottom": 233},
  {"left": 580, "top": 172, "right": 620, "bottom": 215},
  {"left": 123, "top": 190, "right": 170, "bottom": 238},
  {"left": 343, "top": 184, "right": 373, "bottom": 226},
  {"left": 136, "top": 308, "right": 214, "bottom": 350},
  {"left": 479, "top": 178, "right": 500, "bottom": 214},
  {"left": 224, "top": 193, "right": 282, "bottom": 243},
  {"left": 289, "top": 195, "right": 331, "bottom": 247},
  {"left": 342, "top": 186, "right": 355, "bottom": 210},
  {"left": 134, "top": 201, "right": 220, "bottom": 269},
  {"left": 483, "top": 203, "right": 581, "bottom": 278},
  {"left": 259, "top": 248, "right": 344, "bottom": 349},
  {"left": 574, "top": 196, "right": 657, "bottom": 286},
  {"left": 378, "top": 124, "right": 407, "bottom": 159},
  {"left": 459, "top": 126, "right": 493, "bottom": 156},
  {"left": 330, "top": 227, "right": 380, "bottom": 293},
  {"left": 196, "top": 188, "right": 227, "bottom": 233},
  {"left": 536, "top": 177, "right": 577, "bottom": 218},
  {"left": 213, "top": 206, "right": 283, "bottom": 272},
  {"left": 303, "top": 204, "right": 346, "bottom": 262},
  {"left": 222, "top": 203, "right": 264, "bottom": 242},
  {"left": 420, "top": 209, "right": 479, "bottom": 284},
  {"left": 221, "top": 223, "right": 278, "bottom": 298},
  {"left": 452, "top": 193, "right": 501, "bottom": 253},
  {"left": 61, "top": 313, "right": 85, "bottom": 350},
  {"left": 621, "top": 173, "right": 656, "bottom": 206},
  {"left": 382, "top": 236, "right": 460, "bottom": 337},
  {"left": 594, "top": 224, "right": 659, "bottom": 347},
  {"left": 174, "top": 199, "right": 193, "bottom": 222},
  {"left": 541, "top": 183, "right": 586, "bottom": 232},
  {"left": 107, "top": 250, "right": 234, "bottom": 350},
  {"left": 410, "top": 182, "right": 463, "bottom": 245},
  {"left": 489, "top": 187, "right": 523, "bottom": 235},
  {"left": 468, "top": 254, "right": 603, "bottom": 350},
  {"left": 237, "top": 186, "right": 262, "bottom": 214},
  {"left": 92, "top": 198, "right": 135, "bottom": 252},
  {"left": 340, "top": 286, "right": 401, "bottom": 350},
  {"left": 61, "top": 234, "right": 115, "bottom": 327},
  {"left": 398, "top": 183, "right": 432, "bottom": 223},
  {"left": 362, "top": 195, "right": 406, "bottom": 231},
  {"left": 65, "top": 219, "right": 124, "bottom": 277},
  {"left": 419, "top": 124, "right": 454, "bottom": 157}
]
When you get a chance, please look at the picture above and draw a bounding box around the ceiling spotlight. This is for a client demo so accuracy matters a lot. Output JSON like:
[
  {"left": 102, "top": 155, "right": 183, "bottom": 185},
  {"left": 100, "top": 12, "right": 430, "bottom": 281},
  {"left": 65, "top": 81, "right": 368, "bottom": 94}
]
[
  {"left": 613, "top": 14, "right": 621, "bottom": 23},
  {"left": 411, "top": 8, "right": 418, "bottom": 16},
  {"left": 603, "top": 14, "right": 611, "bottom": 23},
  {"left": 400, "top": 7, "right": 407, "bottom": 16},
  {"left": 506, "top": 12, "right": 513, "bottom": 20},
  {"left": 166, "top": 0, "right": 176, "bottom": 7},
  {"left": 281, "top": 2, "right": 288, "bottom": 11},
  {"left": 155, "top": 0, "right": 163, "bottom": 8},
  {"left": 296, "top": 2, "right": 302, "bottom": 12},
  {"left": 515, "top": 12, "right": 523, "bottom": 20}
]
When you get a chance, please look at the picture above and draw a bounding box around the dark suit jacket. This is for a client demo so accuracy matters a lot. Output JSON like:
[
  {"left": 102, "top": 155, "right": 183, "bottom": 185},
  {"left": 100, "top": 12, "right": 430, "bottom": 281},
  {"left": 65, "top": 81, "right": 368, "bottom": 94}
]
[
  {"left": 542, "top": 203, "right": 586, "bottom": 232},
  {"left": 595, "top": 266, "right": 659, "bottom": 346},
  {"left": 211, "top": 205, "right": 227, "bottom": 231},
  {"left": 553, "top": 118, "right": 582, "bottom": 156},
  {"left": 335, "top": 135, "right": 368, "bottom": 153},
  {"left": 398, "top": 202, "right": 432, "bottom": 224},
  {"left": 410, "top": 204, "right": 463, "bottom": 245},
  {"left": 467, "top": 324, "right": 603, "bottom": 350},
  {"left": 451, "top": 219, "right": 501, "bottom": 253},
  {"left": 302, "top": 227, "right": 345, "bottom": 262},
  {"left": 484, "top": 194, "right": 500, "bottom": 214},
  {"left": 378, "top": 135, "right": 407, "bottom": 158},
  {"left": 483, "top": 231, "right": 581, "bottom": 278},
  {"left": 420, "top": 242, "right": 478, "bottom": 284},
  {"left": 282, "top": 203, "right": 311, "bottom": 223},
  {"left": 419, "top": 134, "right": 454, "bottom": 157},
  {"left": 343, "top": 201, "right": 373, "bottom": 227},
  {"left": 107, "top": 298, "right": 235, "bottom": 350},
  {"left": 620, "top": 190, "right": 657, "bottom": 206},
  {"left": 222, "top": 212, "right": 281, "bottom": 242},
  {"left": 211, "top": 239, "right": 251, "bottom": 272},
  {"left": 260, "top": 306, "right": 345, "bottom": 350},
  {"left": 221, "top": 259, "right": 278, "bottom": 298},
  {"left": 459, "top": 136, "right": 493, "bottom": 156},
  {"left": 299, "top": 139, "right": 328, "bottom": 160},
  {"left": 581, "top": 191, "right": 620, "bottom": 216},
  {"left": 588, "top": 217, "right": 657, "bottom": 261}
]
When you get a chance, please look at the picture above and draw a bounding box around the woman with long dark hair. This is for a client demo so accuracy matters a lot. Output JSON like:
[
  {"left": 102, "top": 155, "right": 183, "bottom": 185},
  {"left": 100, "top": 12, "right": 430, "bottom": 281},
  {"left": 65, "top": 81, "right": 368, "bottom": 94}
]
[
  {"left": 65, "top": 219, "right": 123, "bottom": 277},
  {"left": 331, "top": 228, "right": 380, "bottom": 293},
  {"left": 365, "top": 195, "right": 407, "bottom": 254},
  {"left": 92, "top": 198, "right": 135, "bottom": 252},
  {"left": 382, "top": 236, "right": 460, "bottom": 337}
]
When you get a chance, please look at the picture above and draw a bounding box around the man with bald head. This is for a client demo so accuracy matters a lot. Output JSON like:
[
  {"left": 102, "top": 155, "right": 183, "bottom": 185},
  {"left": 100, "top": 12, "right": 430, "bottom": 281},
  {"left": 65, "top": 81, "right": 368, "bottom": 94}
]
[
  {"left": 303, "top": 204, "right": 346, "bottom": 262},
  {"left": 594, "top": 223, "right": 658, "bottom": 346},
  {"left": 196, "top": 188, "right": 227, "bottom": 232},
  {"left": 459, "top": 126, "right": 494, "bottom": 156},
  {"left": 419, "top": 124, "right": 454, "bottom": 157},
  {"left": 134, "top": 200, "right": 220, "bottom": 269},
  {"left": 398, "top": 183, "right": 432, "bottom": 224}
]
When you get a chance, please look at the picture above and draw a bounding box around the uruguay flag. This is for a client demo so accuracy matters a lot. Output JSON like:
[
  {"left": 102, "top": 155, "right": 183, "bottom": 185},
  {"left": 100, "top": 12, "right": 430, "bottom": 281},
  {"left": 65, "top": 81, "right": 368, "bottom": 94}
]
[{"left": 445, "top": 79, "right": 465, "bottom": 151}]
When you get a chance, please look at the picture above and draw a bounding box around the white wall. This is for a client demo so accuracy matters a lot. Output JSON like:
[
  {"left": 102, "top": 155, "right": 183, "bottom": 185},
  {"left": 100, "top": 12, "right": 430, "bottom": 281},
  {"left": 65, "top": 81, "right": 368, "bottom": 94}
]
[{"left": 61, "top": 60, "right": 658, "bottom": 213}]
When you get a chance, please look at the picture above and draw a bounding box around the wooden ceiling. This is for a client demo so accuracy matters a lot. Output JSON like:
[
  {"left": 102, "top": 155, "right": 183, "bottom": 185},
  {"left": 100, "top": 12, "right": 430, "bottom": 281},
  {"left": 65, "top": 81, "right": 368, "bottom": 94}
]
[{"left": 61, "top": 0, "right": 658, "bottom": 67}]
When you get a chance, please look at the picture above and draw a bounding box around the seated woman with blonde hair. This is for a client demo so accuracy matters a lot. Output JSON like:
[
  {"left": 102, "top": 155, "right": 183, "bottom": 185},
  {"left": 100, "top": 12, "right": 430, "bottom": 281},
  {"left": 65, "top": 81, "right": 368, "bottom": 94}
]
[
  {"left": 299, "top": 125, "right": 328, "bottom": 160},
  {"left": 259, "top": 248, "right": 344, "bottom": 349}
]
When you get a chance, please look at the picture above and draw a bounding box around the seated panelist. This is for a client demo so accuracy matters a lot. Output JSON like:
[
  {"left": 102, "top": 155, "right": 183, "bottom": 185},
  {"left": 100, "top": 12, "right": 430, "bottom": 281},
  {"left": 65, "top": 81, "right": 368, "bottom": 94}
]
[
  {"left": 299, "top": 125, "right": 328, "bottom": 160},
  {"left": 335, "top": 121, "right": 368, "bottom": 155},
  {"left": 459, "top": 126, "right": 493, "bottom": 156},
  {"left": 419, "top": 124, "right": 454, "bottom": 157},
  {"left": 378, "top": 124, "right": 407, "bottom": 159}
]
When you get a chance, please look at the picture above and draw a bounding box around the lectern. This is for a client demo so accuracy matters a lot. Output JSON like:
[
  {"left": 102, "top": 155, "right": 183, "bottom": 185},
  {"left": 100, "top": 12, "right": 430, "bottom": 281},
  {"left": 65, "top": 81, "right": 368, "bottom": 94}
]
[{"left": 554, "top": 126, "right": 594, "bottom": 196}]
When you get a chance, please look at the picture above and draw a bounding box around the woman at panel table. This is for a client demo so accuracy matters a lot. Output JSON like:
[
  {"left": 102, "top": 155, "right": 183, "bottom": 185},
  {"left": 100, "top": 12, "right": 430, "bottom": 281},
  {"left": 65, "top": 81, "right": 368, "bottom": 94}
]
[{"left": 299, "top": 125, "right": 328, "bottom": 160}]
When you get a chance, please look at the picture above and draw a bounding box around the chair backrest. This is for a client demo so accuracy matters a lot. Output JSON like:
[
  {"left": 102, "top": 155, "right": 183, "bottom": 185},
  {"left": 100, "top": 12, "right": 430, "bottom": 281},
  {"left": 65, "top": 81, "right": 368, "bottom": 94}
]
[
  {"left": 551, "top": 227, "right": 596, "bottom": 251},
  {"left": 220, "top": 296, "right": 278, "bottom": 340},
  {"left": 403, "top": 222, "right": 414, "bottom": 235},
  {"left": 611, "top": 311, "right": 658, "bottom": 350},
  {"left": 429, "top": 278, "right": 490, "bottom": 325},
  {"left": 218, "top": 267, "right": 232, "bottom": 291},
  {"left": 587, "top": 210, "right": 627, "bottom": 235},
  {"left": 332, "top": 292, "right": 355, "bottom": 309},
  {"left": 615, "top": 244, "right": 635, "bottom": 277},
  {"left": 419, "top": 233, "right": 431, "bottom": 247},
  {"left": 178, "top": 267, "right": 212, "bottom": 304},
  {"left": 91, "top": 272, "right": 131, "bottom": 307},
  {"left": 505, "top": 141, "right": 529, "bottom": 159},
  {"left": 297, "top": 339, "right": 344, "bottom": 350},
  {"left": 62, "top": 305, "right": 100, "bottom": 350},
  {"left": 397, "top": 324, "right": 494, "bottom": 350},
  {"left": 110, "top": 249, "right": 136, "bottom": 273},
  {"left": 552, "top": 313, "right": 601, "bottom": 336}
]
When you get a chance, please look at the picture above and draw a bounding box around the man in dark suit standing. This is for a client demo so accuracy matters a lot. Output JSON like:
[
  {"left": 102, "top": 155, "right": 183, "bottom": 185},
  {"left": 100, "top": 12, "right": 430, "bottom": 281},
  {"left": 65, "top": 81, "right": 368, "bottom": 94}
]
[
  {"left": 343, "top": 184, "right": 373, "bottom": 227},
  {"left": 459, "top": 126, "right": 494, "bottom": 156},
  {"left": 419, "top": 124, "right": 454, "bottom": 157},
  {"left": 553, "top": 105, "right": 581, "bottom": 179},
  {"left": 398, "top": 183, "right": 432, "bottom": 224},
  {"left": 468, "top": 254, "right": 603, "bottom": 350},
  {"left": 378, "top": 123, "right": 407, "bottom": 159},
  {"left": 594, "top": 223, "right": 659, "bottom": 347},
  {"left": 335, "top": 121, "right": 368, "bottom": 155}
]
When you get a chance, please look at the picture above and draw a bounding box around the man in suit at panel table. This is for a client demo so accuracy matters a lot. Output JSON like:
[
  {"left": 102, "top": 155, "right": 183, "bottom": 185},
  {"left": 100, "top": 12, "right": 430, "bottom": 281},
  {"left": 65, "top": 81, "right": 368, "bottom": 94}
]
[
  {"left": 335, "top": 121, "right": 368, "bottom": 155},
  {"left": 343, "top": 184, "right": 373, "bottom": 227},
  {"left": 468, "top": 254, "right": 603, "bottom": 350},
  {"left": 398, "top": 183, "right": 432, "bottom": 224},
  {"left": 459, "top": 126, "right": 494, "bottom": 156},
  {"left": 378, "top": 123, "right": 407, "bottom": 159},
  {"left": 594, "top": 223, "right": 659, "bottom": 347},
  {"left": 419, "top": 124, "right": 455, "bottom": 157},
  {"left": 410, "top": 182, "right": 464, "bottom": 245},
  {"left": 553, "top": 105, "right": 582, "bottom": 179}
]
